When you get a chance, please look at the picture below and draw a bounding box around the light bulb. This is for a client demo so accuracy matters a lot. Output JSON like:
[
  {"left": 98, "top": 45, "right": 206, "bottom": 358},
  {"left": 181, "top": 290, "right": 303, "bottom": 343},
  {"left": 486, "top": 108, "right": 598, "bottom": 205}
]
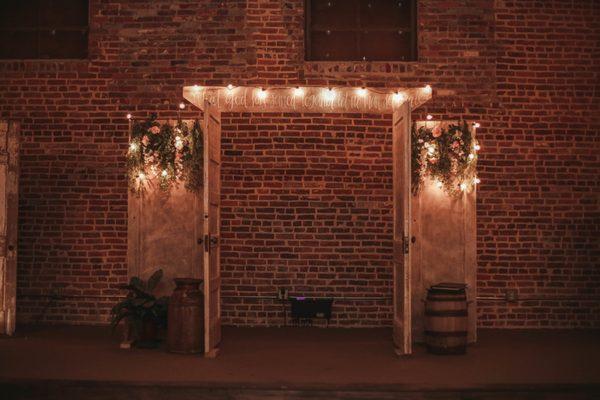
[
  {"left": 126, "top": 113, "right": 132, "bottom": 120},
  {"left": 257, "top": 88, "right": 267, "bottom": 100},
  {"left": 227, "top": 84, "right": 234, "bottom": 91},
  {"left": 356, "top": 87, "right": 367, "bottom": 97},
  {"left": 474, "top": 122, "right": 481, "bottom": 128},
  {"left": 426, "top": 114, "right": 433, "bottom": 120},
  {"left": 162, "top": 170, "right": 168, "bottom": 177},
  {"left": 179, "top": 102, "right": 186, "bottom": 110},
  {"left": 473, "top": 177, "right": 481, "bottom": 184},
  {"left": 460, "top": 183, "right": 467, "bottom": 191},
  {"left": 129, "top": 142, "right": 138, "bottom": 152},
  {"left": 474, "top": 144, "right": 481, "bottom": 151},
  {"left": 322, "top": 88, "right": 336, "bottom": 101},
  {"left": 424, "top": 84, "right": 432, "bottom": 94},
  {"left": 293, "top": 87, "right": 304, "bottom": 97},
  {"left": 468, "top": 153, "right": 475, "bottom": 160},
  {"left": 392, "top": 91, "right": 404, "bottom": 103}
]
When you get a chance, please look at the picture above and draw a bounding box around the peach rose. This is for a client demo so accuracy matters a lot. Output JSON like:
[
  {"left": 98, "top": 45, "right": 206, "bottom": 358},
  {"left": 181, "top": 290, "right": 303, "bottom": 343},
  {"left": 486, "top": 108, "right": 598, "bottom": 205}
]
[{"left": 432, "top": 126, "right": 442, "bottom": 138}]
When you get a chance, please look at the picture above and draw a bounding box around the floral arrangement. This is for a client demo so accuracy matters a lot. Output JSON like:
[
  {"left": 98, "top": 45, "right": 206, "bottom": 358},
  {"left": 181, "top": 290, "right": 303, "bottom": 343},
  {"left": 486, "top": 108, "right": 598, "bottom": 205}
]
[
  {"left": 411, "top": 121, "right": 479, "bottom": 197},
  {"left": 127, "top": 114, "right": 203, "bottom": 193}
]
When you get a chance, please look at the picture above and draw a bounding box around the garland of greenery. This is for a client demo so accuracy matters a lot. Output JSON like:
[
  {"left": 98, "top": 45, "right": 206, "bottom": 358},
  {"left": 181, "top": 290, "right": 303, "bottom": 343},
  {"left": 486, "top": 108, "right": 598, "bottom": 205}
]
[
  {"left": 127, "top": 114, "right": 203, "bottom": 193},
  {"left": 411, "top": 121, "right": 478, "bottom": 197}
]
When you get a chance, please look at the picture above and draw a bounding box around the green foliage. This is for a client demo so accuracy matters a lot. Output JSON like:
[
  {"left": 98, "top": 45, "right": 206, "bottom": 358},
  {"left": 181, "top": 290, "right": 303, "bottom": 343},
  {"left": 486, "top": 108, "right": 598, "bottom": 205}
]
[
  {"left": 411, "top": 121, "right": 478, "bottom": 197},
  {"left": 110, "top": 269, "right": 169, "bottom": 338},
  {"left": 127, "top": 115, "right": 203, "bottom": 194}
]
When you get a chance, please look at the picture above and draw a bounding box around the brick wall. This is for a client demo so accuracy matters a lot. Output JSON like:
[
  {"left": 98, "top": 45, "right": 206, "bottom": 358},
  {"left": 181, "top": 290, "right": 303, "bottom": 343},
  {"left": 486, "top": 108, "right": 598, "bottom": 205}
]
[
  {"left": 0, "top": 0, "right": 597, "bottom": 327},
  {"left": 221, "top": 112, "right": 393, "bottom": 326}
]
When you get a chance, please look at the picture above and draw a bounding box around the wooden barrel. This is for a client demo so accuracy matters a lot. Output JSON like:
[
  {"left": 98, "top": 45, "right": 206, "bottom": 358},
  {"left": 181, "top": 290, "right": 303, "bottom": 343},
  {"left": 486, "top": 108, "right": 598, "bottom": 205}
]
[
  {"left": 167, "top": 278, "right": 204, "bottom": 354},
  {"left": 424, "top": 285, "right": 468, "bottom": 355}
]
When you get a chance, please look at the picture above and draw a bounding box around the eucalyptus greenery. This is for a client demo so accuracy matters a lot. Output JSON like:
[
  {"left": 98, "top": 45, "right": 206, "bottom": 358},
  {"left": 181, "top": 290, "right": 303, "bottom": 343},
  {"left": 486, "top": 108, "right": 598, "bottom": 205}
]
[
  {"left": 127, "top": 114, "right": 203, "bottom": 194},
  {"left": 411, "top": 121, "right": 478, "bottom": 197}
]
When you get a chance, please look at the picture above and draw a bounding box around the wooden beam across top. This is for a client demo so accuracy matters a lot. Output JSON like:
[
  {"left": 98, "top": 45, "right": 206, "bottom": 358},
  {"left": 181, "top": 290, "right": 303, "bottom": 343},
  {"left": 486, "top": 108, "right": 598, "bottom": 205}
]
[{"left": 182, "top": 85, "right": 431, "bottom": 114}]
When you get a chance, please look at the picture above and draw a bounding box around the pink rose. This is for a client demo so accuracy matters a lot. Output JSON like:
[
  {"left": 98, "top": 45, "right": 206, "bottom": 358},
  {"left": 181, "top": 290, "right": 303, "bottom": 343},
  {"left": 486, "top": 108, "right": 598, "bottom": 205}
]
[
  {"left": 149, "top": 126, "right": 161, "bottom": 134},
  {"left": 432, "top": 126, "right": 442, "bottom": 138}
]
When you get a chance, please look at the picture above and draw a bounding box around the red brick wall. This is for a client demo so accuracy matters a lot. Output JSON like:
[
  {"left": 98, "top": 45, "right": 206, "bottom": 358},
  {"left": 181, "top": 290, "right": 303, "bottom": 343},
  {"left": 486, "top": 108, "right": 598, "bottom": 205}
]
[
  {"left": 221, "top": 112, "right": 393, "bottom": 326},
  {"left": 0, "top": 0, "right": 597, "bottom": 327}
]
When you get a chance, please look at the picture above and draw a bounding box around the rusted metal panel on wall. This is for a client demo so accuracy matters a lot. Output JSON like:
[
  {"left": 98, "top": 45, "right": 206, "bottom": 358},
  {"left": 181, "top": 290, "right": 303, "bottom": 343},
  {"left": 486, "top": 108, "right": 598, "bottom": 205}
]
[
  {"left": 127, "top": 121, "right": 203, "bottom": 298},
  {"left": 0, "top": 121, "right": 19, "bottom": 336},
  {"left": 411, "top": 121, "right": 477, "bottom": 344}
]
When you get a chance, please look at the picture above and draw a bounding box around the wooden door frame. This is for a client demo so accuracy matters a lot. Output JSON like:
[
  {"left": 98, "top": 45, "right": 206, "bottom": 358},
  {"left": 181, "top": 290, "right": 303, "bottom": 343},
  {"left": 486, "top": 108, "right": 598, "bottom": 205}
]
[{"left": 0, "top": 120, "right": 19, "bottom": 336}]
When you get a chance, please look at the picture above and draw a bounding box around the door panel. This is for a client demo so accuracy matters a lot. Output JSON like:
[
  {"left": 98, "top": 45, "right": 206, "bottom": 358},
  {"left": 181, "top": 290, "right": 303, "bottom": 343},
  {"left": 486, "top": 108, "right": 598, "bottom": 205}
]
[
  {"left": 392, "top": 102, "right": 411, "bottom": 355},
  {"left": 203, "top": 101, "right": 222, "bottom": 357},
  {"left": 0, "top": 121, "right": 18, "bottom": 336}
]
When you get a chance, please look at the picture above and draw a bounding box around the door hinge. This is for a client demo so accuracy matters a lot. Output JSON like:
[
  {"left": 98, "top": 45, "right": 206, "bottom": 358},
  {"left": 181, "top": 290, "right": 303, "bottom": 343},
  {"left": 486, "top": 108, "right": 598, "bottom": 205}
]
[{"left": 403, "top": 236, "right": 409, "bottom": 254}]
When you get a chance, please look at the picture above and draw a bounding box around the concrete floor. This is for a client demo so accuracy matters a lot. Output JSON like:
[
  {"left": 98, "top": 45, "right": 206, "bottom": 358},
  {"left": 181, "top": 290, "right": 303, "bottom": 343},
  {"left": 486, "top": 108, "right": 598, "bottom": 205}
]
[{"left": 1, "top": 326, "right": 599, "bottom": 399}]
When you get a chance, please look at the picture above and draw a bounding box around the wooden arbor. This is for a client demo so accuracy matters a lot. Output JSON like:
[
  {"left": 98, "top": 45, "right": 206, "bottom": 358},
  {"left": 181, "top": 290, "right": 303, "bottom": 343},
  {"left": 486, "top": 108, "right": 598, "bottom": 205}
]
[
  {"left": 128, "top": 86, "right": 431, "bottom": 357},
  {"left": 182, "top": 85, "right": 431, "bottom": 356}
]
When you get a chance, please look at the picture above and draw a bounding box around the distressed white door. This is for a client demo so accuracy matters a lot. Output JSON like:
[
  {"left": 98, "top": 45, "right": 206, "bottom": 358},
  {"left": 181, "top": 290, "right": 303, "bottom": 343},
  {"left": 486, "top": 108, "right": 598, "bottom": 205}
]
[
  {"left": 392, "top": 103, "right": 412, "bottom": 355},
  {"left": 0, "top": 121, "right": 19, "bottom": 336},
  {"left": 203, "top": 100, "right": 222, "bottom": 357}
]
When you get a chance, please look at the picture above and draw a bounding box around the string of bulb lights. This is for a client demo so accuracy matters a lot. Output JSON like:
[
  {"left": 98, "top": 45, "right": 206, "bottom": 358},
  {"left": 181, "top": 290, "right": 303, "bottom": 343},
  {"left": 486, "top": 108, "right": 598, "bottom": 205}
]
[{"left": 126, "top": 84, "right": 480, "bottom": 191}]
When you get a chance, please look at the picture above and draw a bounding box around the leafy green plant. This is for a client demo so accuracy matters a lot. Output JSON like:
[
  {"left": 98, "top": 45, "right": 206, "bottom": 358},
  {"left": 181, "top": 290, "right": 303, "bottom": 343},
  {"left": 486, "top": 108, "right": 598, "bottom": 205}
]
[
  {"left": 127, "top": 114, "right": 203, "bottom": 194},
  {"left": 111, "top": 269, "right": 169, "bottom": 340}
]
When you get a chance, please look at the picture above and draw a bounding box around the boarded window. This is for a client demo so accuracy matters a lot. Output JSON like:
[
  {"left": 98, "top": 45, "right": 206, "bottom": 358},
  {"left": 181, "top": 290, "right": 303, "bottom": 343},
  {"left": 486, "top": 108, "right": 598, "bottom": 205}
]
[
  {"left": 305, "top": 0, "right": 417, "bottom": 61},
  {"left": 0, "top": 0, "right": 88, "bottom": 59}
]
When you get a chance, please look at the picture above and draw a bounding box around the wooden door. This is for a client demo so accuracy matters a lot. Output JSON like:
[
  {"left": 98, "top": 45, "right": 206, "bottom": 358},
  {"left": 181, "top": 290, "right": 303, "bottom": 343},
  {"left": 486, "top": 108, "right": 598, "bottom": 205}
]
[
  {"left": 392, "top": 103, "right": 412, "bottom": 355},
  {"left": 0, "top": 121, "right": 19, "bottom": 336},
  {"left": 203, "top": 100, "right": 222, "bottom": 357}
]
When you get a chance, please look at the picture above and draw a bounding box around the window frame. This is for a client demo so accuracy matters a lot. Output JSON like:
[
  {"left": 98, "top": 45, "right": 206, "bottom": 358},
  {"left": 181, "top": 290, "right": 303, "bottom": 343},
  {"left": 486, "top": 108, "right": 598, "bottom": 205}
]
[
  {"left": 0, "top": 0, "right": 90, "bottom": 61},
  {"left": 304, "top": 0, "right": 418, "bottom": 62}
]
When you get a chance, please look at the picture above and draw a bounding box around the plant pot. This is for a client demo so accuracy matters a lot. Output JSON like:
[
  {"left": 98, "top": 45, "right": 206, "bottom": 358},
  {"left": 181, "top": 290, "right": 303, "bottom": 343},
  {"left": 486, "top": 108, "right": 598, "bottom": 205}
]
[{"left": 135, "top": 317, "right": 160, "bottom": 349}]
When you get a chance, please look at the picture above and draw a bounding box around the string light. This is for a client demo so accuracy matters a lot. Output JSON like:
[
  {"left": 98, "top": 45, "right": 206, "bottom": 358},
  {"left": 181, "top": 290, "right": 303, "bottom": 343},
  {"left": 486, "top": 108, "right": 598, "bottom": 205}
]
[
  {"left": 162, "top": 170, "right": 168, "bottom": 177},
  {"left": 227, "top": 84, "right": 234, "bottom": 91},
  {"left": 424, "top": 84, "right": 432, "bottom": 94},
  {"left": 356, "top": 87, "right": 367, "bottom": 97},
  {"left": 392, "top": 91, "right": 405, "bottom": 103},
  {"left": 179, "top": 102, "right": 186, "bottom": 110},
  {"left": 138, "top": 172, "right": 146, "bottom": 181},
  {"left": 468, "top": 153, "right": 475, "bottom": 160},
  {"left": 322, "top": 88, "right": 336, "bottom": 101},
  {"left": 474, "top": 122, "right": 481, "bottom": 128},
  {"left": 129, "top": 142, "right": 138, "bottom": 152},
  {"left": 426, "top": 114, "right": 433, "bottom": 120},
  {"left": 294, "top": 87, "right": 304, "bottom": 97},
  {"left": 460, "top": 182, "right": 467, "bottom": 191},
  {"left": 126, "top": 113, "right": 132, "bottom": 120},
  {"left": 474, "top": 144, "right": 481, "bottom": 151},
  {"left": 473, "top": 177, "right": 481, "bottom": 185},
  {"left": 257, "top": 88, "right": 267, "bottom": 100}
]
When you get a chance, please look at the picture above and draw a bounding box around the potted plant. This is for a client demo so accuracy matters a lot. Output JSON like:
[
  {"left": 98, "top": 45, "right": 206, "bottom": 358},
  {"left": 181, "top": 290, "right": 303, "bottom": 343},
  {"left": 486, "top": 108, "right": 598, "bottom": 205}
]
[{"left": 111, "top": 269, "right": 169, "bottom": 348}]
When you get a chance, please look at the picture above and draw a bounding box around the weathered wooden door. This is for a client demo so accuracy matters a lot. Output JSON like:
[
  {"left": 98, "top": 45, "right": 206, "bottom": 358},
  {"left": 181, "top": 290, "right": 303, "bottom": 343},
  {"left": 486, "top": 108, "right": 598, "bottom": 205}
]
[
  {"left": 0, "top": 121, "right": 19, "bottom": 336},
  {"left": 392, "top": 103, "right": 412, "bottom": 355},
  {"left": 203, "top": 100, "right": 222, "bottom": 357}
]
